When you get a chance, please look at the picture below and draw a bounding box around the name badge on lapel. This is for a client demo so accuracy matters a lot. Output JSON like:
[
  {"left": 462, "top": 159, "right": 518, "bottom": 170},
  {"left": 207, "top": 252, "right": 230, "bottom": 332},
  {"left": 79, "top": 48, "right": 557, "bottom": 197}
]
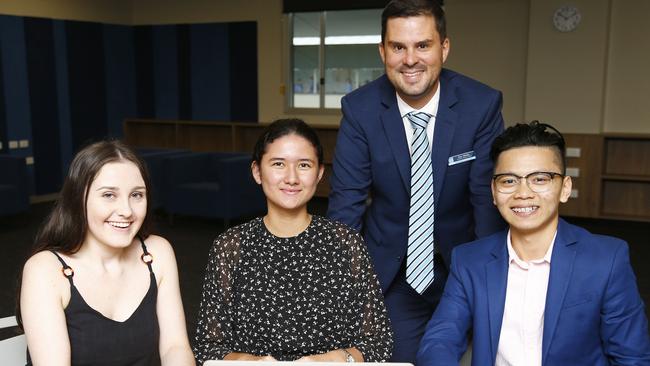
[{"left": 448, "top": 151, "right": 476, "bottom": 166}]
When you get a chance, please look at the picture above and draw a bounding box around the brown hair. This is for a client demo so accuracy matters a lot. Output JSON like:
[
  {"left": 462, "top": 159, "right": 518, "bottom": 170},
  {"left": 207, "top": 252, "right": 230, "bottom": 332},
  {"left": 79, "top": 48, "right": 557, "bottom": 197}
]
[
  {"left": 17, "top": 140, "right": 153, "bottom": 325},
  {"left": 381, "top": 0, "right": 447, "bottom": 43}
]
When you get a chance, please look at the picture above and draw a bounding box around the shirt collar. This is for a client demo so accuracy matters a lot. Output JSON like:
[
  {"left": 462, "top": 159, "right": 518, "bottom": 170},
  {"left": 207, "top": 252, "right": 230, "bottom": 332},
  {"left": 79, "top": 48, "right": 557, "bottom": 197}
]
[
  {"left": 506, "top": 229, "right": 557, "bottom": 268},
  {"left": 396, "top": 81, "right": 441, "bottom": 119}
]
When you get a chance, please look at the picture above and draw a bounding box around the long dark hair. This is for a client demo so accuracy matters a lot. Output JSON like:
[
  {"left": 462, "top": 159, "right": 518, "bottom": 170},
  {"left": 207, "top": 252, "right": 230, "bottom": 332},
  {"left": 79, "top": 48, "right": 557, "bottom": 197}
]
[{"left": 17, "top": 140, "right": 153, "bottom": 325}]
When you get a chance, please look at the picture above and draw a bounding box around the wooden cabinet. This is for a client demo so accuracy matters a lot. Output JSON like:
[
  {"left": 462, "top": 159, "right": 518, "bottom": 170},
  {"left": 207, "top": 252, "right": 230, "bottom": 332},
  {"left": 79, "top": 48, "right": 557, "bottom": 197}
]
[
  {"left": 123, "top": 119, "right": 338, "bottom": 197},
  {"left": 600, "top": 135, "right": 650, "bottom": 221},
  {"left": 560, "top": 133, "right": 650, "bottom": 222}
]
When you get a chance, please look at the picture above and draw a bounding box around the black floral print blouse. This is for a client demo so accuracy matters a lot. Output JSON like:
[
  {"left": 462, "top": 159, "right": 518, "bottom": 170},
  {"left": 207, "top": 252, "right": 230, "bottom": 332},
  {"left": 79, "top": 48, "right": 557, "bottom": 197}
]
[{"left": 193, "top": 215, "right": 393, "bottom": 363}]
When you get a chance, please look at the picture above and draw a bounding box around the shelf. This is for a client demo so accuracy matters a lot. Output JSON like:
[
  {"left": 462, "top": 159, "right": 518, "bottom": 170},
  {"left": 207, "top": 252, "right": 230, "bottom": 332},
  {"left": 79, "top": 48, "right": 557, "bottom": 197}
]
[
  {"left": 602, "top": 174, "right": 650, "bottom": 182},
  {"left": 597, "top": 214, "right": 650, "bottom": 223},
  {"left": 603, "top": 133, "right": 650, "bottom": 139}
]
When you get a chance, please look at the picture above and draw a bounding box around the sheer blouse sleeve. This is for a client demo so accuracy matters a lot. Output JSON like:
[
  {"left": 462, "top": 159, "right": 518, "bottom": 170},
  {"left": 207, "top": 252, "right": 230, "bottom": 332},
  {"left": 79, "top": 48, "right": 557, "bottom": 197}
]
[
  {"left": 193, "top": 227, "right": 242, "bottom": 364},
  {"left": 337, "top": 225, "right": 394, "bottom": 361}
]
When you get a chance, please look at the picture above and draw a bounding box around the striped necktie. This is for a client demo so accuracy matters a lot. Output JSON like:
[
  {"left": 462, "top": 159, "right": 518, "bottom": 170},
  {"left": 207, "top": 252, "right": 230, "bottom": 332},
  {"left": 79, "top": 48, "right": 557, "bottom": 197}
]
[{"left": 406, "top": 111, "right": 435, "bottom": 294}]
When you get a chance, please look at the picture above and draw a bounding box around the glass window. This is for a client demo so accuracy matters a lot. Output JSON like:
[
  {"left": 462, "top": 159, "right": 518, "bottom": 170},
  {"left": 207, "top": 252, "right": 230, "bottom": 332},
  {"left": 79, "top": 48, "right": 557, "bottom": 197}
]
[
  {"left": 292, "top": 12, "right": 321, "bottom": 108},
  {"left": 289, "top": 9, "right": 384, "bottom": 110}
]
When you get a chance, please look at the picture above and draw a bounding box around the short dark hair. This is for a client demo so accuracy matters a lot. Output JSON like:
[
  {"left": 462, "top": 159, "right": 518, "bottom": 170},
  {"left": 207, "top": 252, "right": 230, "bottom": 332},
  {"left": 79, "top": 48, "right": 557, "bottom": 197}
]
[
  {"left": 490, "top": 121, "right": 567, "bottom": 173},
  {"left": 252, "top": 118, "right": 323, "bottom": 166},
  {"left": 381, "top": 0, "right": 447, "bottom": 43}
]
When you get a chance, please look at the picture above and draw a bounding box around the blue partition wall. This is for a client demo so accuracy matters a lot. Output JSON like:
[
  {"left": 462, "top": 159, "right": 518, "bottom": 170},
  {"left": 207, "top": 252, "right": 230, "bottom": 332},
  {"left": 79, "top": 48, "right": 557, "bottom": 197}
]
[
  {"left": 0, "top": 15, "right": 258, "bottom": 195},
  {"left": 0, "top": 19, "right": 7, "bottom": 170},
  {"left": 25, "top": 17, "right": 63, "bottom": 194},
  {"left": 0, "top": 16, "right": 35, "bottom": 193}
]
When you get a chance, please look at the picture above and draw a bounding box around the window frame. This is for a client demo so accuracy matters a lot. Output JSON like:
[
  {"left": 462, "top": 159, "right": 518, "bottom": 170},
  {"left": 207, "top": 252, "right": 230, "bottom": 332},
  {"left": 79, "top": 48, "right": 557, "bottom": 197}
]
[{"left": 284, "top": 10, "right": 383, "bottom": 113}]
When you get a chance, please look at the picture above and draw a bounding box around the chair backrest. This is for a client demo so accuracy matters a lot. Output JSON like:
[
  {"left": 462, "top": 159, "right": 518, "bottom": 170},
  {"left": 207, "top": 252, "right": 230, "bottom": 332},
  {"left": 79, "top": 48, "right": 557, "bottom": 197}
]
[{"left": 0, "top": 316, "right": 27, "bottom": 366}]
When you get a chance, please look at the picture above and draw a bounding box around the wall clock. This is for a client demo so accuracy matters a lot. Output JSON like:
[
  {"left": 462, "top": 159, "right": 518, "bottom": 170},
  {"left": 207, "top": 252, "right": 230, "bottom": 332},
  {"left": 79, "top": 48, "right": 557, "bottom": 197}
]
[{"left": 553, "top": 5, "right": 581, "bottom": 32}]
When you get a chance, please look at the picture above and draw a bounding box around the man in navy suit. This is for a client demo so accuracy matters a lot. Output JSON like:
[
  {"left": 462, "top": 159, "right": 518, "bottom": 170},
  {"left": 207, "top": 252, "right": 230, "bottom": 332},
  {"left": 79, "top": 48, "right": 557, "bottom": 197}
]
[
  {"left": 417, "top": 122, "right": 650, "bottom": 365},
  {"left": 327, "top": 0, "right": 505, "bottom": 362}
]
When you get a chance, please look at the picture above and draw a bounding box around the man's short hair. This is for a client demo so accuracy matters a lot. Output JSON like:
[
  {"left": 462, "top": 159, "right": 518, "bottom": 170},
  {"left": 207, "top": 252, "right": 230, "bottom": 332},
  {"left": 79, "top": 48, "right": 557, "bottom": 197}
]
[
  {"left": 490, "top": 121, "right": 567, "bottom": 173},
  {"left": 381, "top": 0, "right": 447, "bottom": 43}
]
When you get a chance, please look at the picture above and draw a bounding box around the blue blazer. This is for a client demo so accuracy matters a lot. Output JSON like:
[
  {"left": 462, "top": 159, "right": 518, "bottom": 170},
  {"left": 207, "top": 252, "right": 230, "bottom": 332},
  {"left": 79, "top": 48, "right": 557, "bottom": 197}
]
[
  {"left": 417, "top": 219, "right": 650, "bottom": 366},
  {"left": 328, "top": 69, "right": 506, "bottom": 292}
]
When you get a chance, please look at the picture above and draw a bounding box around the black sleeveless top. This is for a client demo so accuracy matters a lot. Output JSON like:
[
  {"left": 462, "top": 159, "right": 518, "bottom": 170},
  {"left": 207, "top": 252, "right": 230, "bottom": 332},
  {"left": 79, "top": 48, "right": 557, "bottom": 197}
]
[{"left": 26, "top": 238, "right": 161, "bottom": 366}]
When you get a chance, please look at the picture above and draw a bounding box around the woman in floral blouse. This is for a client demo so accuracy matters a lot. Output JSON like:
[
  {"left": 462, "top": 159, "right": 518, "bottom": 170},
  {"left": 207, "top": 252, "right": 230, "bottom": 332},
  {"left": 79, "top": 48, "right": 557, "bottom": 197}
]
[{"left": 193, "top": 119, "right": 392, "bottom": 364}]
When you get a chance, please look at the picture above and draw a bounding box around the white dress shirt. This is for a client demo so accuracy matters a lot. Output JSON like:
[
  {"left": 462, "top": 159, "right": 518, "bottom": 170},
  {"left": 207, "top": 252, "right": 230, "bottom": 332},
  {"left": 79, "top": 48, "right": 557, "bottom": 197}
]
[
  {"left": 495, "top": 231, "right": 557, "bottom": 366},
  {"left": 395, "top": 82, "right": 441, "bottom": 154}
]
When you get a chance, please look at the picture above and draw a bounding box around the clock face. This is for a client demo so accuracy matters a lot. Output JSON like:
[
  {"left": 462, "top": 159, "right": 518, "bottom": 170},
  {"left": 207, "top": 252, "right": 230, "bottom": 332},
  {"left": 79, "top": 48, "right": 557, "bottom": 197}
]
[{"left": 553, "top": 5, "right": 581, "bottom": 32}]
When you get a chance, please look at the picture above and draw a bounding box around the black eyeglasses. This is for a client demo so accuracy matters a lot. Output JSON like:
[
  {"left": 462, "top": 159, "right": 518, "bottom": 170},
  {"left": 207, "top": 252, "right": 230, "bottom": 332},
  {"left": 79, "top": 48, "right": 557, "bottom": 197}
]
[{"left": 492, "top": 171, "right": 564, "bottom": 194}]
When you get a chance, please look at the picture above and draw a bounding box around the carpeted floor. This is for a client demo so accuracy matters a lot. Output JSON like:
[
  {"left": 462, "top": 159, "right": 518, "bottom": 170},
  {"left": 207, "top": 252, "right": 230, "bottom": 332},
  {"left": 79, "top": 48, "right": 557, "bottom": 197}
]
[{"left": 1, "top": 199, "right": 649, "bottom": 342}]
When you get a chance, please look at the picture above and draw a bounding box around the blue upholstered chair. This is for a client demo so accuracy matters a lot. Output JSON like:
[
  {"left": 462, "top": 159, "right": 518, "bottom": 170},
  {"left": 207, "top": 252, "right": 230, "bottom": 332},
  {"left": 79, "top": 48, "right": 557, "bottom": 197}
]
[
  {"left": 137, "top": 148, "right": 192, "bottom": 210},
  {"left": 162, "top": 152, "right": 266, "bottom": 225},
  {"left": 0, "top": 155, "right": 29, "bottom": 216}
]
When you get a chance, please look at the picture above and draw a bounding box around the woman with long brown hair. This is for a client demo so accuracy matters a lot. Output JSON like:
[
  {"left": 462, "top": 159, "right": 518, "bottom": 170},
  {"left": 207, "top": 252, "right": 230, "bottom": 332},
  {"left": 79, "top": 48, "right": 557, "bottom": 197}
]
[{"left": 19, "top": 140, "right": 193, "bottom": 365}]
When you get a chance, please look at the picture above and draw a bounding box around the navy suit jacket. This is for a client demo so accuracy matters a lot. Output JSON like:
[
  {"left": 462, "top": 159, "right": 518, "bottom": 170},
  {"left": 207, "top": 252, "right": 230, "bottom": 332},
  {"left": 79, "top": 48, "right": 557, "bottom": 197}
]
[
  {"left": 328, "top": 69, "right": 506, "bottom": 292},
  {"left": 417, "top": 219, "right": 650, "bottom": 366}
]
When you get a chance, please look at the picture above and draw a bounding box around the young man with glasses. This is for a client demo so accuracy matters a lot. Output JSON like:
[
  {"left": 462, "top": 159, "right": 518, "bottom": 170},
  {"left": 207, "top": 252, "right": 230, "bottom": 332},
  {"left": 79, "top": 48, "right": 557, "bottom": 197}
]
[{"left": 417, "top": 121, "right": 650, "bottom": 365}]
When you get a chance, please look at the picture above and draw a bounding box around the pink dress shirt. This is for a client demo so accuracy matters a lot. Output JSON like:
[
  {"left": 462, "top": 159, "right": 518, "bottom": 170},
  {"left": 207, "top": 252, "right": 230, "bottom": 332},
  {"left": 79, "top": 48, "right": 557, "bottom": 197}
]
[{"left": 495, "top": 231, "right": 557, "bottom": 366}]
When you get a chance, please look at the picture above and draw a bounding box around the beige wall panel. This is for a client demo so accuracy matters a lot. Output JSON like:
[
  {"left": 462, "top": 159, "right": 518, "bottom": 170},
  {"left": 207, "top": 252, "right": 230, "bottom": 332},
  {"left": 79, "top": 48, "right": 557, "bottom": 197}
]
[
  {"left": 525, "top": 0, "right": 610, "bottom": 133},
  {"left": 445, "top": 0, "right": 529, "bottom": 125},
  {"left": 603, "top": 0, "right": 650, "bottom": 133},
  {"left": 0, "top": 0, "right": 131, "bottom": 24}
]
